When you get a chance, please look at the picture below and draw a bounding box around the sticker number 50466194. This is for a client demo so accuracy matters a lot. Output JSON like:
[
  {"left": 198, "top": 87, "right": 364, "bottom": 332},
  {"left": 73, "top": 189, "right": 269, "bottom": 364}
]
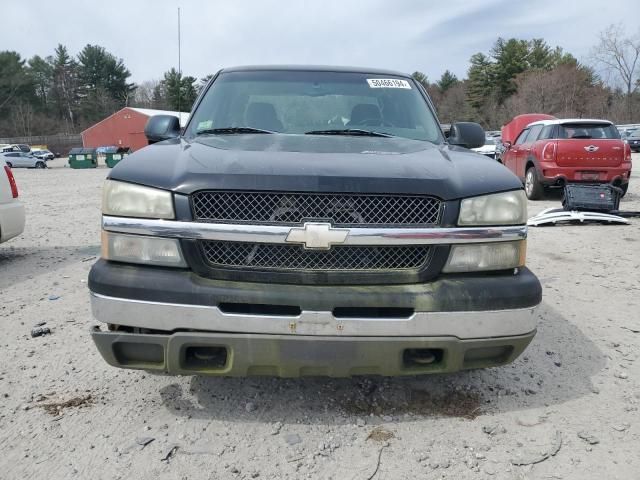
[{"left": 367, "top": 78, "right": 412, "bottom": 89}]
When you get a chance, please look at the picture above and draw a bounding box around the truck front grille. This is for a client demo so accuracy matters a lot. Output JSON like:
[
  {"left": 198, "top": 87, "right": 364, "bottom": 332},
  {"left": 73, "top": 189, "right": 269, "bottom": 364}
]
[
  {"left": 192, "top": 191, "right": 442, "bottom": 226},
  {"left": 200, "top": 241, "right": 432, "bottom": 272}
]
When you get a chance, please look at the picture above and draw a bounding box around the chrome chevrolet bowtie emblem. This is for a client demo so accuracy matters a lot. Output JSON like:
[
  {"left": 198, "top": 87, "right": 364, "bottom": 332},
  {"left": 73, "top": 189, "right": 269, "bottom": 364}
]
[
  {"left": 584, "top": 145, "right": 599, "bottom": 152},
  {"left": 285, "top": 222, "right": 349, "bottom": 250}
]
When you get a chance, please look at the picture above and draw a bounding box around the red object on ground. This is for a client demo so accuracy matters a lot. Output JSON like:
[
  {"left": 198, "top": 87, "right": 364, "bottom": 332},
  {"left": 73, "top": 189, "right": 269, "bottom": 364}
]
[
  {"left": 501, "top": 114, "right": 556, "bottom": 144},
  {"left": 4, "top": 165, "right": 19, "bottom": 198}
]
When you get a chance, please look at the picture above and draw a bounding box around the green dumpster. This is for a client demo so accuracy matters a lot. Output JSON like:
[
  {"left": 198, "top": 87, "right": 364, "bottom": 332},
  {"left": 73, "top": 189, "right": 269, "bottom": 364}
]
[
  {"left": 68, "top": 148, "right": 97, "bottom": 169},
  {"left": 105, "top": 147, "right": 131, "bottom": 168}
]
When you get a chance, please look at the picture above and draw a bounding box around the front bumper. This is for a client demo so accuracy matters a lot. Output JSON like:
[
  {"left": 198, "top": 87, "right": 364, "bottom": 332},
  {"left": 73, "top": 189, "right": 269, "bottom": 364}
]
[
  {"left": 89, "top": 259, "right": 541, "bottom": 323},
  {"left": 90, "top": 291, "right": 538, "bottom": 338},
  {"left": 89, "top": 260, "right": 540, "bottom": 376}
]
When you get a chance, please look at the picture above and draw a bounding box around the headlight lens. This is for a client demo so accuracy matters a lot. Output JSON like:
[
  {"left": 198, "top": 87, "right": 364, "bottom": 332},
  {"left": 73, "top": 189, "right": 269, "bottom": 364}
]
[
  {"left": 458, "top": 190, "right": 526, "bottom": 226},
  {"left": 102, "top": 231, "right": 186, "bottom": 267},
  {"left": 443, "top": 241, "right": 526, "bottom": 273},
  {"left": 102, "top": 180, "right": 174, "bottom": 219}
]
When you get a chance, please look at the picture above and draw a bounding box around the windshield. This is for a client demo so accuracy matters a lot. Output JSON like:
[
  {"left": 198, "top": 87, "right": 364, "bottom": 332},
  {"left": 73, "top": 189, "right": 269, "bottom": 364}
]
[
  {"left": 484, "top": 138, "right": 496, "bottom": 145},
  {"left": 186, "top": 70, "right": 443, "bottom": 143},
  {"left": 558, "top": 123, "right": 620, "bottom": 139}
]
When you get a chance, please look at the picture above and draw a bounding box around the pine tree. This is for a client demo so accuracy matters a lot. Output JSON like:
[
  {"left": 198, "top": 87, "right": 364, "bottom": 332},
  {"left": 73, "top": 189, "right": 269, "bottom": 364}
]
[
  {"left": 0, "top": 51, "right": 34, "bottom": 112},
  {"left": 160, "top": 68, "right": 198, "bottom": 111},
  {"left": 50, "top": 44, "right": 79, "bottom": 130},
  {"left": 411, "top": 71, "right": 429, "bottom": 89},
  {"left": 491, "top": 38, "right": 529, "bottom": 104},
  {"left": 466, "top": 53, "right": 495, "bottom": 112},
  {"left": 27, "top": 55, "right": 54, "bottom": 111},
  {"left": 77, "top": 44, "right": 134, "bottom": 123},
  {"left": 436, "top": 70, "right": 459, "bottom": 92}
]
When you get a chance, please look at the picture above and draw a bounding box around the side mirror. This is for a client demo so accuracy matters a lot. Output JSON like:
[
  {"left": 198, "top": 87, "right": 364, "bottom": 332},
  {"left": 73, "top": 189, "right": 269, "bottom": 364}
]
[
  {"left": 503, "top": 141, "right": 512, "bottom": 150},
  {"left": 448, "top": 122, "right": 485, "bottom": 149},
  {"left": 144, "top": 115, "right": 181, "bottom": 144}
]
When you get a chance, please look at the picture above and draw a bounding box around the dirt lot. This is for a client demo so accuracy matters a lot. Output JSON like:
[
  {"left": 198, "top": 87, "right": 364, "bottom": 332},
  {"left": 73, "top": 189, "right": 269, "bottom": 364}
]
[{"left": 1, "top": 156, "right": 639, "bottom": 480}]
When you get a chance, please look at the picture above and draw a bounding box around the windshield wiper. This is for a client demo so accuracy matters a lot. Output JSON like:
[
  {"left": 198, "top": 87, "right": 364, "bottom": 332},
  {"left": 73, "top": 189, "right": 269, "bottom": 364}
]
[
  {"left": 304, "top": 128, "right": 394, "bottom": 138},
  {"left": 196, "top": 127, "right": 275, "bottom": 135}
]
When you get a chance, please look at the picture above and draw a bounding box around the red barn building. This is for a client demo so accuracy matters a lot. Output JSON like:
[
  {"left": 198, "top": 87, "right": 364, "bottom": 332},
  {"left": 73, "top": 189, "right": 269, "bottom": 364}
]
[{"left": 81, "top": 107, "right": 188, "bottom": 151}]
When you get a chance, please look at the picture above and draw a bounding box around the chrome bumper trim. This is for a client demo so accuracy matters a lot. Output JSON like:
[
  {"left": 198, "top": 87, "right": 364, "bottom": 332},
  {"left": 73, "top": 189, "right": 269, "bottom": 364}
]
[
  {"left": 102, "top": 216, "right": 527, "bottom": 246},
  {"left": 90, "top": 292, "right": 538, "bottom": 339}
]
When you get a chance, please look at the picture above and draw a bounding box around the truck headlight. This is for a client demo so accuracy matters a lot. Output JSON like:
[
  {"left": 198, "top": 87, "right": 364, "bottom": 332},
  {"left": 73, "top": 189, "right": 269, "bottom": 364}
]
[
  {"left": 443, "top": 240, "right": 526, "bottom": 273},
  {"left": 458, "top": 190, "right": 526, "bottom": 226},
  {"left": 102, "top": 180, "right": 174, "bottom": 219},
  {"left": 101, "top": 231, "right": 186, "bottom": 267}
]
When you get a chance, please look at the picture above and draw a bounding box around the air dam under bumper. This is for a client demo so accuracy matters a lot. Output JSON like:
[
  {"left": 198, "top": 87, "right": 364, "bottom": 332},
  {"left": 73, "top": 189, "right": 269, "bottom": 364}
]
[{"left": 91, "top": 328, "right": 536, "bottom": 377}]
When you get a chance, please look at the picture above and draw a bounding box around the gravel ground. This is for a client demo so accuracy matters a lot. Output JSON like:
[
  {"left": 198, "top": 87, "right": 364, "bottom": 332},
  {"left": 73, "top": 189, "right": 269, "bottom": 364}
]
[{"left": 1, "top": 156, "right": 639, "bottom": 480}]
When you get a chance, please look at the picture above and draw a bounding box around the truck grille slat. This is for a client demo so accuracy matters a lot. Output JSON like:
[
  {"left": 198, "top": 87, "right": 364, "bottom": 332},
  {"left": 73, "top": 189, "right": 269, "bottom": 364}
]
[
  {"left": 192, "top": 191, "right": 442, "bottom": 226},
  {"left": 201, "top": 241, "right": 431, "bottom": 271}
]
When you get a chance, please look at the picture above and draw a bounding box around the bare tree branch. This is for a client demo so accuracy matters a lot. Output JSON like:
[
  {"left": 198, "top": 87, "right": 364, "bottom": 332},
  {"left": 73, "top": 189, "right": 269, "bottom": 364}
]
[{"left": 590, "top": 24, "right": 640, "bottom": 121}]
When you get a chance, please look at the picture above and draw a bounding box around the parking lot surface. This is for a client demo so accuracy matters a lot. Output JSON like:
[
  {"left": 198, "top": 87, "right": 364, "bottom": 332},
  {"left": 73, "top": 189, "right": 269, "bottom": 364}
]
[{"left": 1, "top": 156, "right": 639, "bottom": 479}]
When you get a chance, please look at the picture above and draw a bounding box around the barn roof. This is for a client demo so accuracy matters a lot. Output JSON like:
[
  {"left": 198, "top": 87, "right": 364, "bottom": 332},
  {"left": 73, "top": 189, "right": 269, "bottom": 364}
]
[
  {"left": 81, "top": 107, "right": 190, "bottom": 134},
  {"left": 128, "top": 108, "right": 190, "bottom": 125}
]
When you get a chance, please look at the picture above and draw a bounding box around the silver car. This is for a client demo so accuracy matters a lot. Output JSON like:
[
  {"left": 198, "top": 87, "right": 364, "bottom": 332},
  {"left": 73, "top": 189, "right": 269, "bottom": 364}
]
[
  {"left": 32, "top": 149, "right": 55, "bottom": 161},
  {"left": 1, "top": 151, "right": 47, "bottom": 169}
]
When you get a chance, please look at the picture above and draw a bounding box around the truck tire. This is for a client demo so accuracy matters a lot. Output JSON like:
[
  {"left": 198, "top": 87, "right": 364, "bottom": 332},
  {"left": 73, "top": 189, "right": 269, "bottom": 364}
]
[{"left": 524, "top": 166, "right": 544, "bottom": 200}]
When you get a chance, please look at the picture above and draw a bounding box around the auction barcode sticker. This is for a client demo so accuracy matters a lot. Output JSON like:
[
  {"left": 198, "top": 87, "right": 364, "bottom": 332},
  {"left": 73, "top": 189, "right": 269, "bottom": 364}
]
[{"left": 367, "top": 78, "right": 411, "bottom": 89}]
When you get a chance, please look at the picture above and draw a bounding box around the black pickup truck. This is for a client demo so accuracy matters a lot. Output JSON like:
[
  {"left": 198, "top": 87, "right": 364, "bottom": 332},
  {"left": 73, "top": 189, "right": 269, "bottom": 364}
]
[{"left": 89, "top": 66, "right": 541, "bottom": 377}]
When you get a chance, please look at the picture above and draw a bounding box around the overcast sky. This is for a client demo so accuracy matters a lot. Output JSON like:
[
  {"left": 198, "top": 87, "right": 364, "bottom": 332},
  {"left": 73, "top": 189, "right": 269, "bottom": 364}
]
[{"left": 1, "top": 0, "right": 637, "bottom": 84}]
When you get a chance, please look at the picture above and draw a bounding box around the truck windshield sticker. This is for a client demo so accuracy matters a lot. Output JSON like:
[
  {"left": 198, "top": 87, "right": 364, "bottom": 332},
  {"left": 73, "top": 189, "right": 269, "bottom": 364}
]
[
  {"left": 367, "top": 79, "right": 411, "bottom": 89},
  {"left": 197, "top": 120, "right": 213, "bottom": 131}
]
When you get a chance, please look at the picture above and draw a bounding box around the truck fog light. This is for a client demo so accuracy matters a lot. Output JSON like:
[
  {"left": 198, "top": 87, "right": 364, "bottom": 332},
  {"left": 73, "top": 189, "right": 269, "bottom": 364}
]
[
  {"left": 101, "top": 231, "right": 187, "bottom": 267},
  {"left": 443, "top": 241, "right": 525, "bottom": 273}
]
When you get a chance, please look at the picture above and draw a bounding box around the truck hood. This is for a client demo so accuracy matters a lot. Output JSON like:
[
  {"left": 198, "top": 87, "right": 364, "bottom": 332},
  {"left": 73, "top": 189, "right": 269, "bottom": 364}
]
[{"left": 108, "top": 134, "right": 522, "bottom": 200}]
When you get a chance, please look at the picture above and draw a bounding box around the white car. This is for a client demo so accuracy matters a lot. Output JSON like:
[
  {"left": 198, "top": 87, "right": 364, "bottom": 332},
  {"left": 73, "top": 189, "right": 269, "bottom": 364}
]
[
  {"left": 1, "top": 151, "right": 47, "bottom": 169},
  {"left": 0, "top": 158, "right": 25, "bottom": 244},
  {"left": 472, "top": 137, "right": 499, "bottom": 159},
  {"left": 31, "top": 149, "right": 55, "bottom": 161}
]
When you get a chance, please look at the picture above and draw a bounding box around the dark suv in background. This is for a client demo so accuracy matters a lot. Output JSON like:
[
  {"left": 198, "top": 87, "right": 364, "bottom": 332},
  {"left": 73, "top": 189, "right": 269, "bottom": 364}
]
[{"left": 625, "top": 129, "right": 640, "bottom": 152}]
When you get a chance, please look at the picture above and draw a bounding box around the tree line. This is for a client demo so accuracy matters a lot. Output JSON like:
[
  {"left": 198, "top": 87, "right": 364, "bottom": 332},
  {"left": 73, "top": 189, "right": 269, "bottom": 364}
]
[
  {"left": 414, "top": 25, "right": 640, "bottom": 129},
  {"left": 0, "top": 24, "right": 638, "bottom": 138},
  {"left": 0, "top": 44, "right": 210, "bottom": 137}
]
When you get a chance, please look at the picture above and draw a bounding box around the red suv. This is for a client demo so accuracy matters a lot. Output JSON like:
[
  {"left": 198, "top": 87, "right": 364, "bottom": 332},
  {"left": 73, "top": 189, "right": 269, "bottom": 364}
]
[{"left": 501, "top": 117, "right": 632, "bottom": 199}]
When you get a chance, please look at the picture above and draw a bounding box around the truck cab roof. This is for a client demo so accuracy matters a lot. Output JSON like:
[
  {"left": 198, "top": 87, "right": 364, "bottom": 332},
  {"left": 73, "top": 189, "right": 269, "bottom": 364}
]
[{"left": 221, "top": 65, "right": 411, "bottom": 77}]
